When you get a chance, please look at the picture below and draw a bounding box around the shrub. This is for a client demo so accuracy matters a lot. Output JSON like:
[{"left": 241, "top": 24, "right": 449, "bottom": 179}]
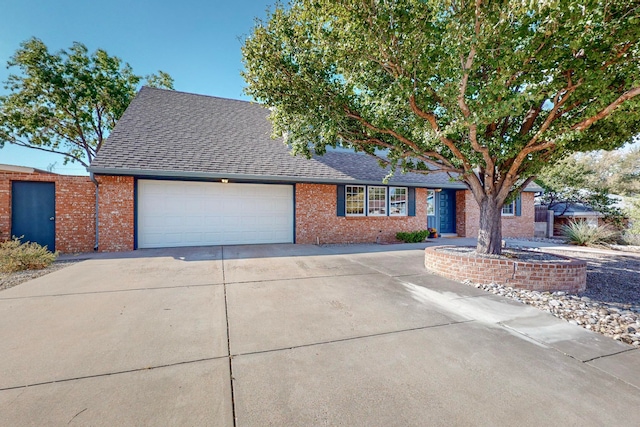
[
  {"left": 396, "top": 230, "right": 430, "bottom": 243},
  {"left": 621, "top": 231, "right": 640, "bottom": 246},
  {"left": 560, "top": 221, "right": 619, "bottom": 246},
  {"left": 0, "top": 237, "right": 58, "bottom": 273}
]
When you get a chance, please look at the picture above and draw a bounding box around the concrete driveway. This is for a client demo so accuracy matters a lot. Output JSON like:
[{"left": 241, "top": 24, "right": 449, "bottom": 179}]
[{"left": 1, "top": 243, "right": 639, "bottom": 426}]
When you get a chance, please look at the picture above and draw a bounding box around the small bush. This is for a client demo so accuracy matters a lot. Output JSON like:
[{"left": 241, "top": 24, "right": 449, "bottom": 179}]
[
  {"left": 396, "top": 230, "right": 430, "bottom": 243},
  {"left": 621, "top": 232, "right": 640, "bottom": 246},
  {"left": 0, "top": 237, "right": 58, "bottom": 273},
  {"left": 560, "top": 221, "right": 619, "bottom": 246}
]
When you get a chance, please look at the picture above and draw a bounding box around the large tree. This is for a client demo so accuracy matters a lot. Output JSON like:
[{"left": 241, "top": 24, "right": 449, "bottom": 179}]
[
  {"left": 0, "top": 38, "right": 174, "bottom": 167},
  {"left": 241, "top": 0, "right": 640, "bottom": 254}
]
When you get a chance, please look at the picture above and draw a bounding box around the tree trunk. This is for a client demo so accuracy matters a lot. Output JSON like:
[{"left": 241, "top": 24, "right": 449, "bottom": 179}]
[{"left": 476, "top": 196, "right": 503, "bottom": 255}]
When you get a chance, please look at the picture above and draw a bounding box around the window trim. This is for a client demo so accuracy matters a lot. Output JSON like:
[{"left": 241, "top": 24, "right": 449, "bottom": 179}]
[
  {"left": 345, "top": 185, "right": 366, "bottom": 217},
  {"left": 389, "top": 186, "right": 408, "bottom": 216},
  {"left": 367, "top": 186, "right": 388, "bottom": 216},
  {"left": 502, "top": 201, "right": 515, "bottom": 216}
]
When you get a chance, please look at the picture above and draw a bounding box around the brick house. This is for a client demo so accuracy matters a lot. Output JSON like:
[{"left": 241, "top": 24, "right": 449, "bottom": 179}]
[{"left": 1, "top": 87, "right": 537, "bottom": 253}]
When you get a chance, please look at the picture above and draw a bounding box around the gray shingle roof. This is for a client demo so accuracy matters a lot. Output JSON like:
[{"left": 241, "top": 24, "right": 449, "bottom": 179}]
[{"left": 90, "top": 87, "right": 534, "bottom": 190}]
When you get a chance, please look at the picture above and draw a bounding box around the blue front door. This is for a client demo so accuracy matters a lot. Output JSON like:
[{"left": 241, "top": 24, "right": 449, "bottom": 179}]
[
  {"left": 11, "top": 182, "right": 56, "bottom": 251},
  {"left": 438, "top": 189, "right": 456, "bottom": 234}
]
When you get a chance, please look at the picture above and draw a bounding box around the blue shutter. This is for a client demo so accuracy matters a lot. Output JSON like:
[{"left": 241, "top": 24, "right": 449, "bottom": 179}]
[
  {"left": 515, "top": 193, "right": 522, "bottom": 216},
  {"left": 337, "top": 185, "right": 346, "bottom": 217},
  {"left": 408, "top": 187, "right": 416, "bottom": 216}
]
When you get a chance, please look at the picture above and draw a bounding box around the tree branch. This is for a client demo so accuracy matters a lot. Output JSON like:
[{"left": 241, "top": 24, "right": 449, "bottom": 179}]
[
  {"left": 571, "top": 86, "right": 640, "bottom": 132},
  {"left": 338, "top": 133, "right": 463, "bottom": 174},
  {"left": 7, "top": 138, "right": 88, "bottom": 167}
]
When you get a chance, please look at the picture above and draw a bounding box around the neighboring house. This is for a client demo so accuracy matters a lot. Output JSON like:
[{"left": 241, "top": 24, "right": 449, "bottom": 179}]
[
  {"left": 1, "top": 87, "right": 538, "bottom": 253},
  {"left": 547, "top": 198, "right": 628, "bottom": 235}
]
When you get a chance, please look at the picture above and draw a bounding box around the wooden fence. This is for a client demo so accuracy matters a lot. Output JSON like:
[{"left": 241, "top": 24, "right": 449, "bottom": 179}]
[{"left": 535, "top": 206, "right": 548, "bottom": 223}]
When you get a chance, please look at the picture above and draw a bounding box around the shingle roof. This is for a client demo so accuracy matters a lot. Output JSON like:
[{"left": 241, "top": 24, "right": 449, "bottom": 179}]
[
  {"left": 548, "top": 203, "right": 602, "bottom": 217},
  {"left": 89, "top": 87, "right": 536, "bottom": 190}
]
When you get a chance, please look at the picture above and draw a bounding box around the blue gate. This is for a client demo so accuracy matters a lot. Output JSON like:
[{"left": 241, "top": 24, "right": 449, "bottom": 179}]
[{"left": 11, "top": 181, "right": 56, "bottom": 251}]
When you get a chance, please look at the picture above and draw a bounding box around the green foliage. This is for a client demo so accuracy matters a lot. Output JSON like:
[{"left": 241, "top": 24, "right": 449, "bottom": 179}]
[
  {"left": 0, "top": 38, "right": 174, "bottom": 166},
  {"left": 537, "top": 148, "right": 635, "bottom": 229},
  {"left": 621, "top": 232, "right": 640, "bottom": 246},
  {"left": 242, "top": 0, "right": 640, "bottom": 254},
  {"left": 0, "top": 237, "right": 58, "bottom": 273},
  {"left": 396, "top": 230, "right": 429, "bottom": 243},
  {"left": 560, "top": 221, "right": 619, "bottom": 246},
  {"left": 626, "top": 197, "right": 640, "bottom": 235}
]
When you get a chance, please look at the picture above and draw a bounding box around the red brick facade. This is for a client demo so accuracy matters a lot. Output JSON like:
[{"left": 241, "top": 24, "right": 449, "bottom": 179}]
[
  {"left": 424, "top": 246, "right": 587, "bottom": 293},
  {"left": 455, "top": 190, "right": 535, "bottom": 238},
  {"left": 0, "top": 171, "right": 95, "bottom": 253},
  {"left": 1, "top": 170, "right": 536, "bottom": 252},
  {"left": 95, "top": 175, "right": 135, "bottom": 252},
  {"left": 295, "top": 184, "right": 428, "bottom": 244}
]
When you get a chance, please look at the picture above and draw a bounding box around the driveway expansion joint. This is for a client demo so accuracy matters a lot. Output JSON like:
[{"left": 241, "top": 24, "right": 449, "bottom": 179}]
[
  {"left": 0, "top": 282, "right": 225, "bottom": 300},
  {"left": 230, "top": 320, "right": 474, "bottom": 358},
  {"left": 0, "top": 357, "right": 227, "bottom": 392},
  {"left": 582, "top": 347, "right": 638, "bottom": 363},
  {"left": 223, "top": 271, "right": 383, "bottom": 286},
  {"left": 221, "top": 246, "right": 238, "bottom": 427}
]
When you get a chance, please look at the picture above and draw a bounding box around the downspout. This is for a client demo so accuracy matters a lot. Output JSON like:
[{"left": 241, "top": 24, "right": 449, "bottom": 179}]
[{"left": 90, "top": 172, "right": 99, "bottom": 251}]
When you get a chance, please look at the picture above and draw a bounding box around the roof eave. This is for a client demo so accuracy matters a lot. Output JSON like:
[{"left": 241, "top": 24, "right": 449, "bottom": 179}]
[{"left": 87, "top": 166, "right": 469, "bottom": 189}]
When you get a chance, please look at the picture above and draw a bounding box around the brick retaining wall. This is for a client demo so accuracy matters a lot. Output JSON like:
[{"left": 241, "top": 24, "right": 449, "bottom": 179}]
[{"left": 424, "top": 245, "right": 587, "bottom": 293}]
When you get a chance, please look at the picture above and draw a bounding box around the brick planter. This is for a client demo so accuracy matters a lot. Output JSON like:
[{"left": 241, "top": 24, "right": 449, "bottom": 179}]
[{"left": 424, "top": 246, "right": 587, "bottom": 293}]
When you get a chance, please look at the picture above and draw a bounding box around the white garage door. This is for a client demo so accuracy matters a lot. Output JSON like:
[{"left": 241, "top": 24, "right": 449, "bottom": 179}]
[{"left": 137, "top": 180, "right": 294, "bottom": 248}]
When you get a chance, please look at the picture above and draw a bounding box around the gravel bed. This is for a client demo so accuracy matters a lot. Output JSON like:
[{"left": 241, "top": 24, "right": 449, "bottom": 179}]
[
  {"left": 463, "top": 250, "right": 640, "bottom": 346},
  {"left": 0, "top": 260, "right": 79, "bottom": 292},
  {"left": 435, "top": 246, "right": 572, "bottom": 263}
]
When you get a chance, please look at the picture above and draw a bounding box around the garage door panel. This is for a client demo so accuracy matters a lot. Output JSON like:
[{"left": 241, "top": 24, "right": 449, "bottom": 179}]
[{"left": 137, "top": 180, "right": 293, "bottom": 248}]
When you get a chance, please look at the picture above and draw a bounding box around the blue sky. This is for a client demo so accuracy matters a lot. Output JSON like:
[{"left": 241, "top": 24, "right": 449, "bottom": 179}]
[
  {"left": 0, "top": 0, "right": 274, "bottom": 174},
  {"left": 2, "top": 1, "right": 638, "bottom": 174}
]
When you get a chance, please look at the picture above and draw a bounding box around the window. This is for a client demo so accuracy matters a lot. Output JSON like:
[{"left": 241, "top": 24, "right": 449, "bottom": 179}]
[
  {"left": 389, "top": 187, "right": 407, "bottom": 216},
  {"left": 502, "top": 201, "right": 515, "bottom": 216},
  {"left": 368, "top": 186, "right": 387, "bottom": 216},
  {"left": 346, "top": 185, "right": 365, "bottom": 216},
  {"left": 339, "top": 185, "right": 415, "bottom": 217},
  {"left": 427, "top": 190, "right": 436, "bottom": 216}
]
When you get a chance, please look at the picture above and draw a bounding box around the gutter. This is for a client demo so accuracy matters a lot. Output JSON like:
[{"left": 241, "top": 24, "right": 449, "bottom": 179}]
[{"left": 89, "top": 172, "right": 99, "bottom": 251}]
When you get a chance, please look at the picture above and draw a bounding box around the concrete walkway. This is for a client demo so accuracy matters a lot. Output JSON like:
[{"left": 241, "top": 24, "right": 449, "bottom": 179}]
[{"left": 1, "top": 244, "right": 639, "bottom": 426}]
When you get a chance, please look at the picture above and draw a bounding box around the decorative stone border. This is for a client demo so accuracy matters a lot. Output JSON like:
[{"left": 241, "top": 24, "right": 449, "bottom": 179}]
[{"left": 424, "top": 246, "right": 587, "bottom": 293}]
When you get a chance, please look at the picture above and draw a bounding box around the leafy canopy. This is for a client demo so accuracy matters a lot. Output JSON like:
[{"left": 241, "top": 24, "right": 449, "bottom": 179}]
[
  {"left": 0, "top": 38, "right": 174, "bottom": 167},
  {"left": 537, "top": 144, "right": 640, "bottom": 227},
  {"left": 242, "top": 0, "right": 640, "bottom": 207}
]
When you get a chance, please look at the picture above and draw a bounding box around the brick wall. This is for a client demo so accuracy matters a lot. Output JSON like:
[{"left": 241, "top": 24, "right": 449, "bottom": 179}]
[
  {"left": 424, "top": 246, "right": 587, "bottom": 293},
  {"left": 95, "top": 175, "right": 134, "bottom": 252},
  {"left": 295, "top": 183, "right": 428, "bottom": 244},
  {"left": 456, "top": 190, "right": 535, "bottom": 238},
  {"left": 0, "top": 171, "right": 95, "bottom": 253}
]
